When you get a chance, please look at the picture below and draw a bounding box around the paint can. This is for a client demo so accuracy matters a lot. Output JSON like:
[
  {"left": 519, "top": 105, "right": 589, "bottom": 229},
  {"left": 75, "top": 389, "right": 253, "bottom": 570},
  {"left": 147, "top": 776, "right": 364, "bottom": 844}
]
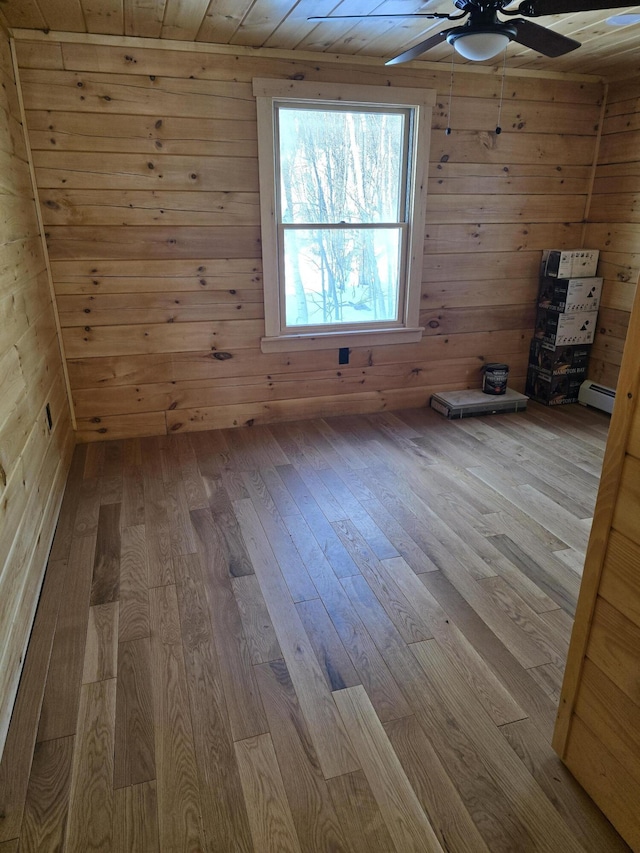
[{"left": 482, "top": 363, "right": 509, "bottom": 395}]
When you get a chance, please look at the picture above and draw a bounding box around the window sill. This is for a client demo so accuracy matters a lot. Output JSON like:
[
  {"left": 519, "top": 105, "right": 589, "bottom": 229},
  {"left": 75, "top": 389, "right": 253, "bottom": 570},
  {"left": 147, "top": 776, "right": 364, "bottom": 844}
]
[{"left": 260, "top": 327, "right": 423, "bottom": 353}]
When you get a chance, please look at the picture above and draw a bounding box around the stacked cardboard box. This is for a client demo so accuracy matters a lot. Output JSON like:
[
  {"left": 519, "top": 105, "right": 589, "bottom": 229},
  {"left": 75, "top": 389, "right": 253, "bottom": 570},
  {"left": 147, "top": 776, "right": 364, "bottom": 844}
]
[{"left": 526, "top": 250, "right": 601, "bottom": 405}]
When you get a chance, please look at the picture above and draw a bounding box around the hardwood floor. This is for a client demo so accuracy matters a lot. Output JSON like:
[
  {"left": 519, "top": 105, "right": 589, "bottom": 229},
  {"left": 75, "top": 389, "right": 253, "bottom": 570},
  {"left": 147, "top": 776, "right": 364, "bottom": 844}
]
[{"left": 0, "top": 402, "right": 632, "bottom": 852}]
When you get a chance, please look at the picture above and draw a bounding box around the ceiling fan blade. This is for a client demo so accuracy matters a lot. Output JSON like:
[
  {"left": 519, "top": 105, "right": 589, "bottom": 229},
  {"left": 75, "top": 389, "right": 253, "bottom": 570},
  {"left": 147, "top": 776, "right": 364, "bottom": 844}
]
[
  {"left": 518, "top": 0, "right": 634, "bottom": 14},
  {"left": 307, "top": 13, "right": 445, "bottom": 21},
  {"left": 512, "top": 18, "right": 581, "bottom": 56},
  {"left": 385, "top": 30, "right": 449, "bottom": 65}
]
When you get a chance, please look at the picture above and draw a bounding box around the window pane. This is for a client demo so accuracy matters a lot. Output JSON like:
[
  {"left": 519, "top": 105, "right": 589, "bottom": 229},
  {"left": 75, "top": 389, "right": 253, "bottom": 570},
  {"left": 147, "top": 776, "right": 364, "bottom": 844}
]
[
  {"left": 283, "top": 228, "right": 402, "bottom": 328},
  {"left": 278, "top": 107, "right": 405, "bottom": 225}
]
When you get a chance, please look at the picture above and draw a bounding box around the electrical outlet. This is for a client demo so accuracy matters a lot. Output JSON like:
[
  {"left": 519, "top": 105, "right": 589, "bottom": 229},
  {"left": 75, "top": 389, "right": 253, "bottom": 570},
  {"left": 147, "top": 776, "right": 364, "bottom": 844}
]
[
  {"left": 45, "top": 403, "right": 53, "bottom": 432},
  {"left": 338, "top": 347, "right": 350, "bottom": 365}
]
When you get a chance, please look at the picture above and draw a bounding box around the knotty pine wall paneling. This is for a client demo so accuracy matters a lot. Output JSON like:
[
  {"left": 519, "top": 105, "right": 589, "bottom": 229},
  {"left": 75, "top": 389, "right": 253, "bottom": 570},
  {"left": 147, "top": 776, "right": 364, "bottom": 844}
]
[
  {"left": 554, "top": 274, "right": 640, "bottom": 850},
  {"left": 0, "top": 31, "right": 74, "bottom": 758},
  {"left": 14, "top": 37, "right": 605, "bottom": 441},
  {"left": 584, "top": 77, "right": 640, "bottom": 390}
]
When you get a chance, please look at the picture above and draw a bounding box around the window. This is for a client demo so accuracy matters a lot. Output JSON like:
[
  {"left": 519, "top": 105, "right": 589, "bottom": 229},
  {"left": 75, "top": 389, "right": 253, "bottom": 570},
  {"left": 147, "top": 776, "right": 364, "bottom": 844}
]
[{"left": 253, "top": 79, "right": 435, "bottom": 352}]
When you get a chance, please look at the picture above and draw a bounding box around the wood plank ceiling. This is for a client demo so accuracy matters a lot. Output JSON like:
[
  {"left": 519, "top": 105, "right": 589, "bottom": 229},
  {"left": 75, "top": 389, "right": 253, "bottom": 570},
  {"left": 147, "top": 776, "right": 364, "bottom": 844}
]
[{"left": 3, "top": 0, "right": 640, "bottom": 80}]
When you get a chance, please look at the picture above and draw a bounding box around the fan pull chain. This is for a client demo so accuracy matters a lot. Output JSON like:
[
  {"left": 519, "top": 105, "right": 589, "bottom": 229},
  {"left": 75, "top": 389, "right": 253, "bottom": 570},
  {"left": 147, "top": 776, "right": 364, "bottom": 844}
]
[
  {"left": 495, "top": 46, "right": 508, "bottom": 135},
  {"left": 446, "top": 49, "right": 455, "bottom": 135}
]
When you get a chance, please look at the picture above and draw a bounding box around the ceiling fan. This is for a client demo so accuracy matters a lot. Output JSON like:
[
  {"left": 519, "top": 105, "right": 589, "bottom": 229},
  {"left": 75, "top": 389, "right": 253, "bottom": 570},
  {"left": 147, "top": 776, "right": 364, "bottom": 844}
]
[{"left": 309, "top": 0, "right": 636, "bottom": 64}]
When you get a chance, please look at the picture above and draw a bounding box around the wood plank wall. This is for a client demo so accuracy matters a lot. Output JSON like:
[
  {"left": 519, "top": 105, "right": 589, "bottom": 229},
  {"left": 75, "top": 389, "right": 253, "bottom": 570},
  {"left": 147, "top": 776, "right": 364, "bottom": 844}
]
[
  {"left": 0, "top": 30, "right": 74, "bottom": 757},
  {"left": 553, "top": 272, "right": 640, "bottom": 851},
  {"left": 14, "top": 37, "right": 605, "bottom": 442},
  {"left": 584, "top": 77, "right": 640, "bottom": 390}
]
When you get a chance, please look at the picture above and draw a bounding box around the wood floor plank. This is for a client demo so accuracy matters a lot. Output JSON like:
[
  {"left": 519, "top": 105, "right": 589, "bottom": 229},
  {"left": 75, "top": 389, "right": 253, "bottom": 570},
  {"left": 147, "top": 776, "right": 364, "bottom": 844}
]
[
  {"left": 149, "top": 584, "right": 205, "bottom": 852},
  {"left": 478, "top": 575, "right": 568, "bottom": 667},
  {"left": 317, "top": 467, "right": 399, "bottom": 560},
  {"left": 37, "top": 534, "right": 96, "bottom": 743},
  {"left": 233, "top": 574, "right": 282, "bottom": 665},
  {"left": 141, "top": 438, "right": 174, "bottom": 587},
  {"left": 91, "top": 502, "right": 121, "bottom": 605},
  {"left": 527, "top": 662, "right": 565, "bottom": 705},
  {"left": 118, "top": 524, "right": 150, "bottom": 643},
  {"left": 381, "top": 635, "right": 529, "bottom": 852},
  {"left": 326, "top": 770, "right": 396, "bottom": 853},
  {"left": 255, "top": 659, "right": 349, "bottom": 852},
  {"left": 418, "top": 569, "right": 558, "bottom": 739},
  {"left": 342, "top": 571, "right": 526, "bottom": 728},
  {"left": 234, "top": 498, "right": 359, "bottom": 780},
  {"left": 73, "top": 477, "right": 101, "bottom": 538},
  {"left": 82, "top": 602, "right": 119, "bottom": 683},
  {"left": 189, "top": 511, "right": 268, "bottom": 741},
  {"left": 198, "top": 468, "right": 254, "bottom": 575},
  {"left": 332, "top": 519, "right": 433, "bottom": 644},
  {"left": 189, "top": 428, "right": 227, "bottom": 480},
  {"left": 17, "top": 736, "right": 74, "bottom": 853},
  {"left": 333, "top": 685, "right": 445, "bottom": 853},
  {"left": 164, "top": 476, "right": 199, "bottom": 558},
  {"left": 393, "top": 537, "right": 554, "bottom": 670},
  {"left": 101, "top": 441, "right": 124, "bottom": 506},
  {"left": 358, "top": 464, "right": 494, "bottom": 580},
  {"left": 121, "top": 439, "right": 145, "bottom": 528},
  {"left": 114, "top": 637, "right": 156, "bottom": 790},
  {"left": 384, "top": 714, "right": 492, "bottom": 853},
  {"left": 362, "top": 471, "right": 551, "bottom": 667},
  {"left": 276, "top": 464, "right": 359, "bottom": 579},
  {"left": 221, "top": 464, "right": 251, "bottom": 503},
  {"left": 296, "top": 598, "right": 360, "bottom": 692},
  {"left": 84, "top": 442, "right": 106, "bottom": 480},
  {"left": 359, "top": 496, "right": 439, "bottom": 574},
  {"left": 267, "top": 427, "right": 349, "bottom": 521},
  {"left": 423, "top": 494, "right": 563, "bottom": 614},
  {"left": 539, "top": 607, "right": 573, "bottom": 651},
  {"left": 65, "top": 679, "right": 117, "bottom": 853},
  {"left": 259, "top": 466, "right": 300, "bottom": 518},
  {"left": 411, "top": 640, "right": 587, "bottom": 853},
  {"left": 113, "top": 781, "right": 160, "bottom": 853},
  {"left": 272, "top": 421, "right": 328, "bottom": 471},
  {"left": 0, "top": 558, "right": 67, "bottom": 842},
  {"left": 454, "top": 417, "right": 597, "bottom": 518},
  {"left": 174, "top": 553, "right": 254, "bottom": 853},
  {"left": 469, "top": 466, "right": 588, "bottom": 552},
  {"left": 241, "top": 469, "right": 318, "bottom": 602},
  {"left": 313, "top": 418, "right": 370, "bottom": 471},
  {"left": 255, "top": 425, "right": 291, "bottom": 468},
  {"left": 283, "top": 512, "right": 412, "bottom": 724},
  {"left": 223, "top": 426, "right": 267, "bottom": 472},
  {"left": 176, "top": 434, "right": 209, "bottom": 511},
  {"left": 235, "top": 734, "right": 303, "bottom": 853},
  {"left": 553, "top": 546, "right": 586, "bottom": 575},
  {"left": 487, "top": 531, "right": 580, "bottom": 615},
  {"left": 215, "top": 509, "right": 256, "bottom": 577}
]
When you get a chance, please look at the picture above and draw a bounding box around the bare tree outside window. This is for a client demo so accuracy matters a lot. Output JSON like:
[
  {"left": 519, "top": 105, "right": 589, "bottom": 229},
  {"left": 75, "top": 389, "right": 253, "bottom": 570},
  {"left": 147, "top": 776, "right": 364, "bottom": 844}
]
[
  {"left": 277, "top": 106, "right": 409, "bottom": 329},
  {"left": 253, "top": 78, "right": 434, "bottom": 352}
]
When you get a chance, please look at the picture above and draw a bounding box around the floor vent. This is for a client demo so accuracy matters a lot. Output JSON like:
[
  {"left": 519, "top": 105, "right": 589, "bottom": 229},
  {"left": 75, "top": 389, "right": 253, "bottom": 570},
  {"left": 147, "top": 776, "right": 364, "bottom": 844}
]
[{"left": 578, "top": 380, "right": 615, "bottom": 414}]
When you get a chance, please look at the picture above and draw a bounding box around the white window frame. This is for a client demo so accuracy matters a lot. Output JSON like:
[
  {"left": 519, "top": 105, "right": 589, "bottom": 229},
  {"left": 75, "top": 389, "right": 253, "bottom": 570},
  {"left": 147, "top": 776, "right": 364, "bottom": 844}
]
[{"left": 253, "top": 78, "right": 435, "bottom": 353}]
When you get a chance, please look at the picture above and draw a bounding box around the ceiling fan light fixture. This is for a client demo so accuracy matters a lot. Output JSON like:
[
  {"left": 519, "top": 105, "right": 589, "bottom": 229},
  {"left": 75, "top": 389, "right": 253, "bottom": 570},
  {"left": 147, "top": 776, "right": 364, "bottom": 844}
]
[{"left": 447, "top": 29, "right": 512, "bottom": 60}]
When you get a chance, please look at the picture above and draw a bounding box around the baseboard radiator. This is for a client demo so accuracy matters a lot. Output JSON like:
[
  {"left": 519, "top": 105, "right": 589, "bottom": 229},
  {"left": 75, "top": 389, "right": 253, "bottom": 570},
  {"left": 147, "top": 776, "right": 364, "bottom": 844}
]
[{"left": 578, "top": 380, "right": 616, "bottom": 414}]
